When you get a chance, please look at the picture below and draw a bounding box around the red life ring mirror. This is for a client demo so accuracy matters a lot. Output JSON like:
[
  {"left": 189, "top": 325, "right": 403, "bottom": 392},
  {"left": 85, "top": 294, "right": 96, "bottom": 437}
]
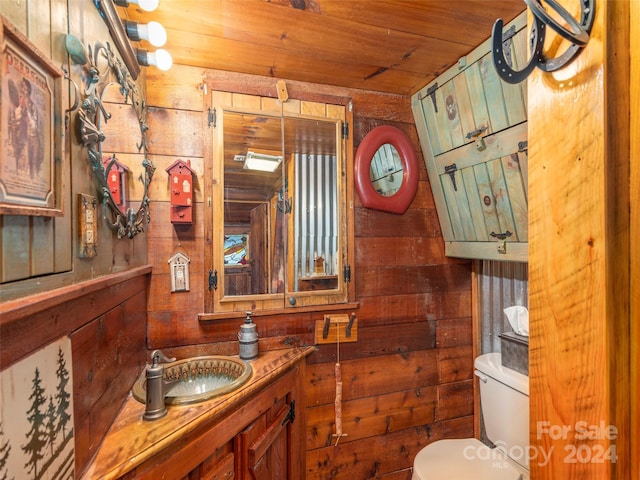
[{"left": 354, "top": 125, "right": 418, "bottom": 214}]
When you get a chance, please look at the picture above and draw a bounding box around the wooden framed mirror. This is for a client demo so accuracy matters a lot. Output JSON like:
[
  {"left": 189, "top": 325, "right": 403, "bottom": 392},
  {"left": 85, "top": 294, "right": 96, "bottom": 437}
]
[
  {"left": 354, "top": 125, "right": 418, "bottom": 214},
  {"left": 204, "top": 89, "right": 354, "bottom": 314}
]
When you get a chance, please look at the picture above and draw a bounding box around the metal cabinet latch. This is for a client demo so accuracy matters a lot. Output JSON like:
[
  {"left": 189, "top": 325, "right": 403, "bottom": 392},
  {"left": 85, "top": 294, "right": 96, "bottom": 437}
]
[{"left": 491, "top": 231, "right": 513, "bottom": 254}]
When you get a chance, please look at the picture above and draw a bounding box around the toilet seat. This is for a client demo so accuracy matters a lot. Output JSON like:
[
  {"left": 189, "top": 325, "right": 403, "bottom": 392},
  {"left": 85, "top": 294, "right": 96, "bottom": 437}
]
[{"left": 412, "top": 438, "right": 525, "bottom": 480}]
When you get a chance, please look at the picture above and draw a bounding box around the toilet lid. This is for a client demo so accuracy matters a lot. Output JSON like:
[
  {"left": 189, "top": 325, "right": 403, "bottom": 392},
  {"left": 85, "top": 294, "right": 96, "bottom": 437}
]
[{"left": 413, "top": 439, "right": 524, "bottom": 480}]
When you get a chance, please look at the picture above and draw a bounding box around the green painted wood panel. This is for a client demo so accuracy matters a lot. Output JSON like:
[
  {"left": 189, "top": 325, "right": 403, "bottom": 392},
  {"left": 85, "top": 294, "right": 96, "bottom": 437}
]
[
  {"left": 495, "top": 23, "right": 529, "bottom": 126},
  {"left": 473, "top": 163, "right": 502, "bottom": 240},
  {"left": 466, "top": 58, "right": 494, "bottom": 135},
  {"left": 477, "top": 55, "right": 509, "bottom": 134},
  {"left": 451, "top": 71, "right": 477, "bottom": 141},
  {"left": 1, "top": 216, "right": 30, "bottom": 282},
  {"left": 501, "top": 154, "right": 528, "bottom": 241},
  {"left": 434, "top": 85, "right": 452, "bottom": 153},
  {"left": 486, "top": 158, "right": 518, "bottom": 241},
  {"left": 442, "top": 80, "right": 466, "bottom": 149},
  {"left": 439, "top": 170, "right": 466, "bottom": 241},
  {"left": 461, "top": 167, "right": 489, "bottom": 241}
]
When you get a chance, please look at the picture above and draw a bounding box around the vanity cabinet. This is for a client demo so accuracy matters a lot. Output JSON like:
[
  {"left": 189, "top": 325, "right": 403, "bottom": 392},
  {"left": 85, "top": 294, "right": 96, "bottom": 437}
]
[
  {"left": 116, "top": 360, "right": 305, "bottom": 480},
  {"left": 411, "top": 12, "right": 529, "bottom": 261}
]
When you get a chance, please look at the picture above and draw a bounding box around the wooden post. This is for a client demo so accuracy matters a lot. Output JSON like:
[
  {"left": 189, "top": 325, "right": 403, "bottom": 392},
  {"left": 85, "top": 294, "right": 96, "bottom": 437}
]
[
  {"left": 528, "top": 1, "right": 631, "bottom": 479},
  {"left": 630, "top": 1, "right": 640, "bottom": 477}
]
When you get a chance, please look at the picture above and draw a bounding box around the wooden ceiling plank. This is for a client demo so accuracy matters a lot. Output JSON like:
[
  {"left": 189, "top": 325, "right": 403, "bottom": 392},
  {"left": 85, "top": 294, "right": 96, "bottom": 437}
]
[
  {"left": 166, "top": 30, "right": 460, "bottom": 94},
  {"left": 122, "top": 0, "right": 524, "bottom": 95}
]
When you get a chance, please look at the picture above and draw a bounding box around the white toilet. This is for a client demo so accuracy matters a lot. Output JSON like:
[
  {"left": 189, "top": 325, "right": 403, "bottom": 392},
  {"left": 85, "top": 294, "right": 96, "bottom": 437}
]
[{"left": 412, "top": 352, "right": 529, "bottom": 480}]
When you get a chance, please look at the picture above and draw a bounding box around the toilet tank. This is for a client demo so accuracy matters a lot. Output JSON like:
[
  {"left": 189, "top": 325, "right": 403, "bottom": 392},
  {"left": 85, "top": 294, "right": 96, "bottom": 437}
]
[{"left": 474, "top": 352, "right": 529, "bottom": 468}]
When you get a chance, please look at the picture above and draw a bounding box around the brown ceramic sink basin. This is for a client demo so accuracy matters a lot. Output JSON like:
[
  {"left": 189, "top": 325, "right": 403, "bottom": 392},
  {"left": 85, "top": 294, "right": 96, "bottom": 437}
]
[{"left": 132, "top": 355, "right": 252, "bottom": 405}]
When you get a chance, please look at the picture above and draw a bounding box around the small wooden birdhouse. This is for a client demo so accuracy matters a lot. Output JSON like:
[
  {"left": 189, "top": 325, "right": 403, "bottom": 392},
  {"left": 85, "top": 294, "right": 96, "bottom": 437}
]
[
  {"left": 103, "top": 155, "right": 130, "bottom": 207},
  {"left": 168, "top": 251, "right": 191, "bottom": 292},
  {"left": 165, "top": 159, "right": 196, "bottom": 224}
]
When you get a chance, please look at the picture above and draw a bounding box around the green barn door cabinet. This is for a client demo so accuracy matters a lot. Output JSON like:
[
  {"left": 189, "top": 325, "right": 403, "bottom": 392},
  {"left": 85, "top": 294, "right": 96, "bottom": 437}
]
[{"left": 412, "top": 12, "right": 528, "bottom": 262}]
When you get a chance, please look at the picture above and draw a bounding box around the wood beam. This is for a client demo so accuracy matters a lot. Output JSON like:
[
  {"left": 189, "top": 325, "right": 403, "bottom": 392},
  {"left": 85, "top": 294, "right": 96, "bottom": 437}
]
[{"left": 528, "top": 1, "right": 631, "bottom": 479}]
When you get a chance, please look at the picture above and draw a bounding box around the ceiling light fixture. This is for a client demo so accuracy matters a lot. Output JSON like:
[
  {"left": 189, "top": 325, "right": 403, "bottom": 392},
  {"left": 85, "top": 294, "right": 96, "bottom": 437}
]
[
  {"left": 114, "top": 0, "right": 159, "bottom": 12},
  {"left": 243, "top": 151, "right": 283, "bottom": 173},
  {"left": 137, "top": 48, "right": 173, "bottom": 71},
  {"left": 124, "top": 20, "right": 167, "bottom": 47}
]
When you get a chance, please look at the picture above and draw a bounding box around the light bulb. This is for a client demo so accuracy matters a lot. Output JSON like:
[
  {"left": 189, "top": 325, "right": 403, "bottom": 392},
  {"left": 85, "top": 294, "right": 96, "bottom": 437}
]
[
  {"left": 145, "top": 21, "right": 167, "bottom": 47},
  {"left": 126, "top": 21, "right": 167, "bottom": 47},
  {"left": 152, "top": 49, "right": 172, "bottom": 70},
  {"left": 137, "top": 49, "right": 172, "bottom": 71}
]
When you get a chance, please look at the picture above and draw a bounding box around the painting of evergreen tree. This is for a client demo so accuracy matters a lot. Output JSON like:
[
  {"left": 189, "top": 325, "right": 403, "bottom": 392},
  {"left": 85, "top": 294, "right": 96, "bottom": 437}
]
[{"left": 0, "top": 338, "right": 74, "bottom": 479}]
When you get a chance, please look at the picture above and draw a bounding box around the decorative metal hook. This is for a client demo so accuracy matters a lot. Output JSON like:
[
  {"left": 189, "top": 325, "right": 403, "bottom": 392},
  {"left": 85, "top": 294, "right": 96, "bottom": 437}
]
[
  {"left": 492, "top": 17, "right": 545, "bottom": 84},
  {"left": 535, "top": 0, "right": 596, "bottom": 73},
  {"left": 525, "top": 0, "right": 590, "bottom": 46},
  {"left": 492, "top": 0, "right": 595, "bottom": 83},
  {"left": 68, "top": 38, "right": 155, "bottom": 239}
]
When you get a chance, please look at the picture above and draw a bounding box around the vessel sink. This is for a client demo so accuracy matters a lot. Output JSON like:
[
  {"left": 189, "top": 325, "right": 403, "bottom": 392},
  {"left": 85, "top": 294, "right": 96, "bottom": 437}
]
[{"left": 132, "top": 355, "right": 252, "bottom": 405}]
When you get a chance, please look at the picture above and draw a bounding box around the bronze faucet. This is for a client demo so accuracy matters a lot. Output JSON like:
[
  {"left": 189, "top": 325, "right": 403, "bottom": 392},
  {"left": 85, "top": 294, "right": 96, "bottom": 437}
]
[{"left": 143, "top": 350, "right": 178, "bottom": 421}]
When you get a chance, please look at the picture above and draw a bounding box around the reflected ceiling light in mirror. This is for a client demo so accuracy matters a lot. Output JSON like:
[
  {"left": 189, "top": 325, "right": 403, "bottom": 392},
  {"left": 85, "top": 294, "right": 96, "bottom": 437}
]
[
  {"left": 114, "top": 0, "right": 159, "bottom": 12},
  {"left": 243, "top": 151, "right": 283, "bottom": 172},
  {"left": 137, "top": 48, "right": 173, "bottom": 70},
  {"left": 124, "top": 20, "right": 167, "bottom": 47}
]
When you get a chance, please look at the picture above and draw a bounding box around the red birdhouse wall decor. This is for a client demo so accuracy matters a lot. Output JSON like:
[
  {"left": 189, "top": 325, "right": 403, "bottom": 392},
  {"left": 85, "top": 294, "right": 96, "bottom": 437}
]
[
  {"left": 103, "top": 155, "right": 130, "bottom": 207},
  {"left": 165, "top": 159, "right": 196, "bottom": 224}
]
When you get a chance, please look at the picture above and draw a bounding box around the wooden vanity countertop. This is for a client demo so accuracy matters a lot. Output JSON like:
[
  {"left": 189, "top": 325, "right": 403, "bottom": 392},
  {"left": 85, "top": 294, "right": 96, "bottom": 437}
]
[{"left": 80, "top": 346, "right": 315, "bottom": 480}]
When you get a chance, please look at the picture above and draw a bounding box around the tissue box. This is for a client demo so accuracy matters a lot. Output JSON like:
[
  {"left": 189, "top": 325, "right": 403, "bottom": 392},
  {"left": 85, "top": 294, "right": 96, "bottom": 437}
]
[{"left": 499, "top": 332, "right": 529, "bottom": 375}]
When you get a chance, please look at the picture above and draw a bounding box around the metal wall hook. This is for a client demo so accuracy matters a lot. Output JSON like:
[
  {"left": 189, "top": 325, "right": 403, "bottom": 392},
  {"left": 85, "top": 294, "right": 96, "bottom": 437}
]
[
  {"left": 491, "top": 0, "right": 595, "bottom": 84},
  {"left": 524, "top": 0, "right": 591, "bottom": 46},
  {"left": 492, "top": 17, "right": 545, "bottom": 84},
  {"left": 535, "top": 0, "right": 596, "bottom": 73}
]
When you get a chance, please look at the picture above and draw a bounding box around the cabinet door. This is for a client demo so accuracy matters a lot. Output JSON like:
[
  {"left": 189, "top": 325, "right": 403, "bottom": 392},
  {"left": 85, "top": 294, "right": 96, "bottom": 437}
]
[
  {"left": 235, "top": 397, "right": 294, "bottom": 480},
  {"left": 413, "top": 14, "right": 528, "bottom": 157},
  {"left": 436, "top": 123, "right": 528, "bottom": 242},
  {"left": 412, "top": 12, "right": 529, "bottom": 261}
]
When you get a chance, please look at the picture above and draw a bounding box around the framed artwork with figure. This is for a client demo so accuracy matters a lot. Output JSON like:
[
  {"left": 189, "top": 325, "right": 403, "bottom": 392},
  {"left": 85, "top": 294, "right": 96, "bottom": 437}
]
[{"left": 0, "top": 15, "right": 64, "bottom": 216}]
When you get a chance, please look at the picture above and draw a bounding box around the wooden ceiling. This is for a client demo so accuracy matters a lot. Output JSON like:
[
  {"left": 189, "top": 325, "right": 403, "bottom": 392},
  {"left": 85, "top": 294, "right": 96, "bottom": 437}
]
[{"left": 123, "top": 0, "right": 525, "bottom": 96}]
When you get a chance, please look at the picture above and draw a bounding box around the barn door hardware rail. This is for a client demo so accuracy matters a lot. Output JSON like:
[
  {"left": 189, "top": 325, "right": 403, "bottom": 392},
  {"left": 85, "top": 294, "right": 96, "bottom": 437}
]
[{"left": 492, "top": 0, "right": 595, "bottom": 84}]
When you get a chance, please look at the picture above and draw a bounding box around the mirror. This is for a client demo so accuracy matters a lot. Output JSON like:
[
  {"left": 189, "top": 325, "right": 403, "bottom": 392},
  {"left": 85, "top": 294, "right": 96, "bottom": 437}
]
[
  {"left": 284, "top": 116, "right": 340, "bottom": 296},
  {"left": 212, "top": 103, "right": 348, "bottom": 311},
  {"left": 70, "top": 39, "right": 154, "bottom": 239},
  {"left": 369, "top": 143, "right": 404, "bottom": 197},
  {"left": 354, "top": 125, "right": 418, "bottom": 214},
  {"left": 222, "top": 112, "right": 284, "bottom": 296}
]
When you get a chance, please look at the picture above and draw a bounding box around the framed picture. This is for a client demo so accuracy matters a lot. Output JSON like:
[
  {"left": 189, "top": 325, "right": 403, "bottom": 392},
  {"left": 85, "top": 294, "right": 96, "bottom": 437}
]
[{"left": 0, "top": 15, "right": 65, "bottom": 216}]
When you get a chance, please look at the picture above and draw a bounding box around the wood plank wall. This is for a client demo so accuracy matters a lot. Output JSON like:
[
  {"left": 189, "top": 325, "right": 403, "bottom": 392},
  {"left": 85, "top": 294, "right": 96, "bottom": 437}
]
[
  {"left": 0, "top": 267, "right": 150, "bottom": 477},
  {"left": 145, "top": 65, "right": 474, "bottom": 479},
  {"left": 0, "top": 0, "right": 149, "bottom": 301},
  {"left": 528, "top": 1, "right": 633, "bottom": 479}
]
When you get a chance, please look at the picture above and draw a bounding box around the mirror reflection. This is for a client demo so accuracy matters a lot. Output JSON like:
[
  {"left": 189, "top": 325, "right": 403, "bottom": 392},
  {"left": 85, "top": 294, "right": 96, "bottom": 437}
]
[
  {"left": 221, "top": 111, "right": 341, "bottom": 299},
  {"left": 285, "top": 116, "right": 339, "bottom": 294},
  {"left": 370, "top": 143, "right": 403, "bottom": 197},
  {"left": 223, "top": 112, "right": 283, "bottom": 296}
]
